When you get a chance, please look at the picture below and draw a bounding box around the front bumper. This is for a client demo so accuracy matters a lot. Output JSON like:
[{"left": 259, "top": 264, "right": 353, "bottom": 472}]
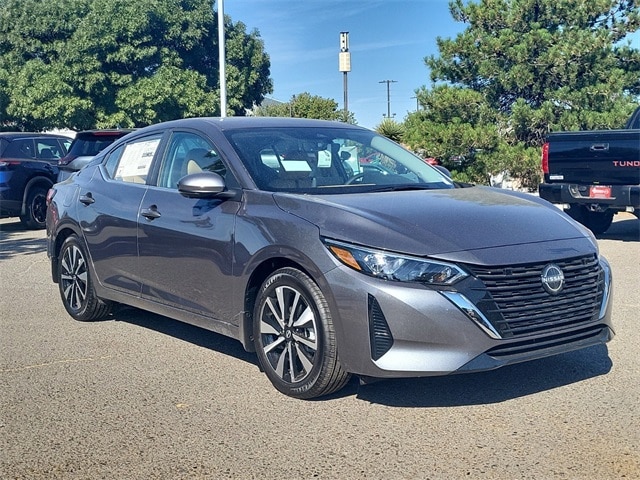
[{"left": 324, "top": 255, "right": 614, "bottom": 379}]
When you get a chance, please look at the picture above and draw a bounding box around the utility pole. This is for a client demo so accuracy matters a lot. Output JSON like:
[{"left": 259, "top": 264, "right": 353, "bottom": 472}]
[{"left": 379, "top": 80, "right": 397, "bottom": 119}]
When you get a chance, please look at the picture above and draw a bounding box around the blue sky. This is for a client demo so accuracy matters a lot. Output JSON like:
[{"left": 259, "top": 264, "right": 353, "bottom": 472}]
[
  {"left": 224, "top": 1, "right": 640, "bottom": 129},
  {"left": 224, "top": 0, "right": 464, "bottom": 128}
]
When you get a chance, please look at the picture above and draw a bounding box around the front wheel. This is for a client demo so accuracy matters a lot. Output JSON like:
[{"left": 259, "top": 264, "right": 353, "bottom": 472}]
[
  {"left": 58, "top": 235, "right": 112, "bottom": 321},
  {"left": 253, "top": 268, "right": 351, "bottom": 399}
]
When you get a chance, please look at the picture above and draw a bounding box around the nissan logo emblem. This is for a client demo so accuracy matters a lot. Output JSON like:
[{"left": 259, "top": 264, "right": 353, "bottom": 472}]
[{"left": 541, "top": 264, "right": 565, "bottom": 295}]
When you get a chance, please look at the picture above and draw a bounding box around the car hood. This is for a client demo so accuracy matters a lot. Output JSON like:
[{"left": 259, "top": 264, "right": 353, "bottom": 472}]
[{"left": 273, "top": 186, "right": 597, "bottom": 265}]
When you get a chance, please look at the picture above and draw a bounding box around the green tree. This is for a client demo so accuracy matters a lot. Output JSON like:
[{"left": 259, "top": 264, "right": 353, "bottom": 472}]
[
  {"left": 254, "top": 92, "right": 356, "bottom": 123},
  {"left": 0, "top": 0, "right": 272, "bottom": 130},
  {"left": 405, "top": 0, "right": 640, "bottom": 189}
]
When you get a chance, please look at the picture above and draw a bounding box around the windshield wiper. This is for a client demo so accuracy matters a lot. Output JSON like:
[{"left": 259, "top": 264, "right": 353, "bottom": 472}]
[{"left": 367, "top": 184, "right": 448, "bottom": 193}]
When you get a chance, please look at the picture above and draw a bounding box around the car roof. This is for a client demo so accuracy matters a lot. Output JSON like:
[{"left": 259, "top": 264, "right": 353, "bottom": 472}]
[
  {"left": 0, "top": 132, "right": 72, "bottom": 140},
  {"left": 129, "top": 117, "right": 367, "bottom": 135}
]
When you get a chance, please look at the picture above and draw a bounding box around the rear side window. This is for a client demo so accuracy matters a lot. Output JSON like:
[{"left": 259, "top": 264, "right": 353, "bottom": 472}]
[
  {"left": 104, "top": 134, "right": 162, "bottom": 184},
  {"left": 3, "top": 139, "right": 34, "bottom": 159}
]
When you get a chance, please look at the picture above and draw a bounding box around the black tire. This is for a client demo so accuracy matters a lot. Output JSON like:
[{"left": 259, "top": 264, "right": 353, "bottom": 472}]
[
  {"left": 565, "top": 205, "right": 614, "bottom": 235},
  {"left": 20, "top": 186, "right": 48, "bottom": 229},
  {"left": 253, "top": 268, "right": 351, "bottom": 399},
  {"left": 58, "top": 235, "right": 112, "bottom": 321},
  {"left": 565, "top": 204, "right": 587, "bottom": 224},
  {"left": 584, "top": 210, "right": 614, "bottom": 235}
]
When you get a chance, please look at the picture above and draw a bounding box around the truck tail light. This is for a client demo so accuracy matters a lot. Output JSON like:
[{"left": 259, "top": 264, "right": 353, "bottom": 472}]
[{"left": 541, "top": 143, "right": 549, "bottom": 174}]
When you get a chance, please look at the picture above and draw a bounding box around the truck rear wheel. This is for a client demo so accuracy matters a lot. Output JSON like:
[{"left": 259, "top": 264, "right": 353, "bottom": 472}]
[
  {"left": 584, "top": 210, "right": 614, "bottom": 234},
  {"left": 565, "top": 205, "right": 613, "bottom": 234}
]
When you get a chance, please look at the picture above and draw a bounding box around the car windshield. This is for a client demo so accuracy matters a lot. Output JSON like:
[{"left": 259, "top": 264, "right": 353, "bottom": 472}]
[{"left": 225, "top": 126, "right": 454, "bottom": 193}]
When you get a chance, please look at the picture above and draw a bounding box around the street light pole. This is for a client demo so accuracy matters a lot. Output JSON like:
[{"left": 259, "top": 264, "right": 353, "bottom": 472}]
[
  {"left": 217, "top": 0, "right": 227, "bottom": 117},
  {"left": 379, "top": 79, "right": 397, "bottom": 119},
  {"left": 339, "top": 32, "right": 351, "bottom": 122}
]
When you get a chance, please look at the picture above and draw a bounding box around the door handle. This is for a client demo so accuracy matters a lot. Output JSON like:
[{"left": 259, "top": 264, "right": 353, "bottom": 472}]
[
  {"left": 79, "top": 193, "right": 95, "bottom": 205},
  {"left": 589, "top": 143, "right": 609, "bottom": 152},
  {"left": 140, "top": 206, "right": 161, "bottom": 220}
]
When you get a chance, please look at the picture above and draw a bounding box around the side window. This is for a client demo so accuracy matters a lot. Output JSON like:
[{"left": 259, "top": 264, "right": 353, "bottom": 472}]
[
  {"left": 109, "top": 135, "right": 162, "bottom": 184},
  {"left": 4, "top": 139, "right": 34, "bottom": 159},
  {"left": 61, "top": 138, "right": 72, "bottom": 154},
  {"left": 36, "top": 139, "right": 64, "bottom": 159},
  {"left": 156, "top": 132, "right": 230, "bottom": 189},
  {"left": 103, "top": 145, "right": 125, "bottom": 179}
]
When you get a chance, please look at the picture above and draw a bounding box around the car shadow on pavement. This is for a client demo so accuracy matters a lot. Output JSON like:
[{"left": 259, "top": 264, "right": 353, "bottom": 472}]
[
  {"left": 0, "top": 221, "right": 47, "bottom": 260},
  {"left": 111, "top": 305, "right": 258, "bottom": 367},
  {"left": 109, "top": 305, "right": 612, "bottom": 406},
  {"left": 350, "top": 344, "right": 612, "bottom": 407}
]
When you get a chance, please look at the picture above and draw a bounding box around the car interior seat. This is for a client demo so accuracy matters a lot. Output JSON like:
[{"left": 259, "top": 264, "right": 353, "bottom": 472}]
[
  {"left": 183, "top": 148, "right": 209, "bottom": 176},
  {"left": 39, "top": 148, "right": 55, "bottom": 159}
]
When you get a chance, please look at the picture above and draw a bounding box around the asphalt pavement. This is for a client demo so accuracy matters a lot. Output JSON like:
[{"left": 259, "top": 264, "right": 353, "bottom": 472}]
[{"left": 1, "top": 213, "right": 638, "bottom": 479}]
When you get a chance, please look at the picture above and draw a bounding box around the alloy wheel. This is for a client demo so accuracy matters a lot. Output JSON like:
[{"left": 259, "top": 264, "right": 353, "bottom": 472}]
[
  {"left": 60, "top": 244, "right": 88, "bottom": 312},
  {"left": 258, "top": 284, "right": 318, "bottom": 384}
]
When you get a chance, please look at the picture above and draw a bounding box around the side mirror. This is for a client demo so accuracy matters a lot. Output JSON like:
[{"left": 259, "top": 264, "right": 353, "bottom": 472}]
[
  {"left": 435, "top": 165, "right": 452, "bottom": 178},
  {"left": 177, "top": 172, "right": 236, "bottom": 199}
]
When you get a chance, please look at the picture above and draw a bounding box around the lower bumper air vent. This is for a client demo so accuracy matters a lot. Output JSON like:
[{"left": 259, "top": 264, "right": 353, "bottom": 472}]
[{"left": 368, "top": 294, "right": 393, "bottom": 361}]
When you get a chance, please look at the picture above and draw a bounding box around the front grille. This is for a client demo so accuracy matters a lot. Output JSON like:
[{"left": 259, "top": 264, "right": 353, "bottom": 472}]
[{"left": 466, "top": 255, "right": 605, "bottom": 338}]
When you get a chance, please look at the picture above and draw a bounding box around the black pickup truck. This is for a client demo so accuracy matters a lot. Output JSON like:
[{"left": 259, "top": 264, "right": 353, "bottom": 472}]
[{"left": 539, "top": 106, "right": 640, "bottom": 234}]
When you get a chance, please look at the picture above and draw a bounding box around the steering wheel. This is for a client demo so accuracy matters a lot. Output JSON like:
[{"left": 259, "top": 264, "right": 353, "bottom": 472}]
[{"left": 346, "top": 172, "right": 365, "bottom": 185}]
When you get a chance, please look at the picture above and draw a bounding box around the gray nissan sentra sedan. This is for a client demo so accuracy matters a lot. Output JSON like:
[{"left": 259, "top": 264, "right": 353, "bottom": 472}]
[{"left": 46, "top": 117, "right": 614, "bottom": 399}]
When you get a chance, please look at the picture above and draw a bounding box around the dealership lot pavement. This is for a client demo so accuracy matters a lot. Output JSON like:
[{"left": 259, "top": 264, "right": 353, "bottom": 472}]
[{"left": 1, "top": 214, "right": 638, "bottom": 479}]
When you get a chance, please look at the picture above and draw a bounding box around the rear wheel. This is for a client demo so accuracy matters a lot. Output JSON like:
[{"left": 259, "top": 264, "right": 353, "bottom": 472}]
[
  {"left": 584, "top": 210, "right": 614, "bottom": 235},
  {"left": 58, "top": 235, "right": 112, "bottom": 321},
  {"left": 565, "top": 205, "right": 614, "bottom": 235},
  {"left": 253, "top": 268, "right": 351, "bottom": 399},
  {"left": 20, "top": 186, "right": 48, "bottom": 229}
]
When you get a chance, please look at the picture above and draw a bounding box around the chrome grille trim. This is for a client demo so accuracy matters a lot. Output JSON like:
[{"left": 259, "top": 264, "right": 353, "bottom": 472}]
[
  {"left": 441, "top": 291, "right": 501, "bottom": 339},
  {"left": 466, "top": 255, "right": 605, "bottom": 338}
]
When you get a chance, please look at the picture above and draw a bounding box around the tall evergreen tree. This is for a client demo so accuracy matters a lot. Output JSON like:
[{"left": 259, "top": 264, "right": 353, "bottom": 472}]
[{"left": 404, "top": 0, "right": 640, "bottom": 188}]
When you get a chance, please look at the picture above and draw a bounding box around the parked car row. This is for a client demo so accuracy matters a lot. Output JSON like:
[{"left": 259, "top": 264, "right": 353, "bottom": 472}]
[{"left": 0, "top": 129, "right": 132, "bottom": 228}]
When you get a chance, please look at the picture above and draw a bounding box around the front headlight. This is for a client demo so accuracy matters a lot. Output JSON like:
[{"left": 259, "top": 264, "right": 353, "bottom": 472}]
[{"left": 323, "top": 239, "right": 467, "bottom": 285}]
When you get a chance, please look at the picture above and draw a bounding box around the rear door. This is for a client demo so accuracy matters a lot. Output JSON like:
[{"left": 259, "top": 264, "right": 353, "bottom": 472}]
[
  {"left": 77, "top": 133, "right": 163, "bottom": 295},
  {"left": 137, "top": 130, "right": 241, "bottom": 320}
]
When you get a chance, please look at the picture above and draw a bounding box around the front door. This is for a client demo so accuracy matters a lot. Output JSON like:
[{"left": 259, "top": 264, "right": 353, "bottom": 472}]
[{"left": 137, "top": 131, "right": 240, "bottom": 319}]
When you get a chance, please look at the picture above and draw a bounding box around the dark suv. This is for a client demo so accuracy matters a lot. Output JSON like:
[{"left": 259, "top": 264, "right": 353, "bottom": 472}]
[
  {"left": 58, "top": 129, "right": 134, "bottom": 181},
  {"left": 0, "top": 132, "right": 72, "bottom": 229}
]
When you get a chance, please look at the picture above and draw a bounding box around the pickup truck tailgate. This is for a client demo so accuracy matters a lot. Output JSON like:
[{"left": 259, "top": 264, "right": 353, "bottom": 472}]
[{"left": 546, "top": 129, "right": 640, "bottom": 185}]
